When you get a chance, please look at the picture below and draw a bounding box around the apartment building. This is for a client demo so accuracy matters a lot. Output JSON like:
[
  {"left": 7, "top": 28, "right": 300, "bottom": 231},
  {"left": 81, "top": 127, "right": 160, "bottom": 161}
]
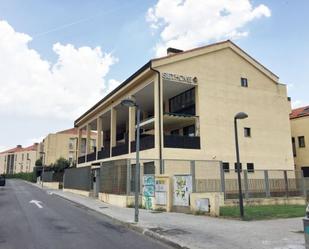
[
  {"left": 290, "top": 106, "right": 309, "bottom": 175},
  {"left": 74, "top": 40, "right": 293, "bottom": 173},
  {"left": 41, "top": 127, "right": 96, "bottom": 166},
  {"left": 0, "top": 143, "right": 40, "bottom": 174}
]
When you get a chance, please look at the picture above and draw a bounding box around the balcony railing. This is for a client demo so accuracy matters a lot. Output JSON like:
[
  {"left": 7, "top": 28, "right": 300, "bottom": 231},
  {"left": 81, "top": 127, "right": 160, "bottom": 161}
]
[
  {"left": 112, "top": 143, "right": 129, "bottom": 157},
  {"left": 131, "top": 135, "right": 155, "bottom": 152},
  {"left": 78, "top": 156, "right": 86, "bottom": 164},
  {"left": 98, "top": 147, "right": 110, "bottom": 160},
  {"left": 86, "top": 152, "right": 96, "bottom": 162},
  {"left": 164, "top": 135, "right": 200, "bottom": 149}
]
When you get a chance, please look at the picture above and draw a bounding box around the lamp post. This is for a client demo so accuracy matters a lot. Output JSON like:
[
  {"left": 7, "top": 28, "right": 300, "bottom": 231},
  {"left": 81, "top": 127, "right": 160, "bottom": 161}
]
[
  {"left": 40, "top": 151, "right": 45, "bottom": 188},
  {"left": 121, "top": 98, "right": 140, "bottom": 223},
  {"left": 234, "top": 112, "right": 248, "bottom": 218}
]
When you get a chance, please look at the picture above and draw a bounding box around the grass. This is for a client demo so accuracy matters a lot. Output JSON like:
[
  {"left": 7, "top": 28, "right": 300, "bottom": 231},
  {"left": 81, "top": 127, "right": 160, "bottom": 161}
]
[{"left": 220, "top": 204, "right": 306, "bottom": 221}]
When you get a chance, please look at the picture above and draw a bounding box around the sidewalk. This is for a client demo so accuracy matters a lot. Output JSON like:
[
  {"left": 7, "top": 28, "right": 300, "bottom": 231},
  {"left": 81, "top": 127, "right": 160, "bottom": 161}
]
[{"left": 43, "top": 186, "right": 304, "bottom": 249}]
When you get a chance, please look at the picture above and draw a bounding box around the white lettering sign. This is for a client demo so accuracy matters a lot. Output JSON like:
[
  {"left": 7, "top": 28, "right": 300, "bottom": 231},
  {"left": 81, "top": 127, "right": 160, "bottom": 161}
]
[{"left": 162, "top": 73, "right": 197, "bottom": 84}]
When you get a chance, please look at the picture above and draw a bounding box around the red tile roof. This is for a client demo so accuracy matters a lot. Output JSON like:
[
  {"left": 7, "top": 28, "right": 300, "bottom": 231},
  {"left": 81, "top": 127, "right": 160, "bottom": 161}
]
[
  {"left": 56, "top": 127, "right": 79, "bottom": 135},
  {"left": 0, "top": 143, "right": 38, "bottom": 154},
  {"left": 290, "top": 105, "right": 309, "bottom": 119}
]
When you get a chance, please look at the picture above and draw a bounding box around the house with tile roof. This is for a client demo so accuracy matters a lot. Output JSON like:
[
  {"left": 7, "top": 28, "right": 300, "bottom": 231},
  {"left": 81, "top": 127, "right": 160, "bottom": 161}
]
[
  {"left": 40, "top": 127, "right": 97, "bottom": 166},
  {"left": 290, "top": 105, "right": 309, "bottom": 175},
  {"left": 0, "top": 143, "right": 40, "bottom": 174}
]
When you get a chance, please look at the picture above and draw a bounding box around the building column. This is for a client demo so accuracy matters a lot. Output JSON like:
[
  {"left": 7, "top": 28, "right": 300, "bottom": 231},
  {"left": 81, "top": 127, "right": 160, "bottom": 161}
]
[
  {"left": 96, "top": 117, "right": 103, "bottom": 159},
  {"left": 128, "top": 106, "right": 136, "bottom": 153},
  {"left": 154, "top": 77, "right": 163, "bottom": 173},
  {"left": 195, "top": 86, "right": 200, "bottom": 136},
  {"left": 110, "top": 108, "right": 117, "bottom": 156},
  {"left": 77, "top": 128, "right": 82, "bottom": 158},
  {"left": 86, "top": 124, "right": 91, "bottom": 156}
]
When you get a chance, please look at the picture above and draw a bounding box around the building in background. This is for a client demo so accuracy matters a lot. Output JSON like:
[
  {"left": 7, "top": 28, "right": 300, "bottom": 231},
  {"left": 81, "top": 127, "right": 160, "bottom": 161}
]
[
  {"left": 74, "top": 40, "right": 293, "bottom": 173},
  {"left": 0, "top": 143, "right": 40, "bottom": 174},
  {"left": 41, "top": 128, "right": 96, "bottom": 166},
  {"left": 290, "top": 106, "right": 309, "bottom": 175}
]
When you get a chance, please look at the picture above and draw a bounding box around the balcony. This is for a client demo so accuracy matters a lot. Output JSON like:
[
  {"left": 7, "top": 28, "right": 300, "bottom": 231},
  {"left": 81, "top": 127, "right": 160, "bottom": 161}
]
[
  {"left": 98, "top": 147, "right": 110, "bottom": 160},
  {"left": 131, "top": 135, "right": 155, "bottom": 152},
  {"left": 164, "top": 135, "right": 200, "bottom": 149},
  {"left": 86, "top": 152, "right": 96, "bottom": 162},
  {"left": 112, "top": 143, "right": 129, "bottom": 157},
  {"left": 78, "top": 156, "right": 86, "bottom": 164}
]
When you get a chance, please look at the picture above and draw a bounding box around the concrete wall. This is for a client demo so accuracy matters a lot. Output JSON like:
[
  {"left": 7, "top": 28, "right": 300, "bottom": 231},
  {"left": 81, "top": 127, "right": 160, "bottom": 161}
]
[
  {"left": 224, "top": 196, "right": 306, "bottom": 207},
  {"left": 63, "top": 188, "right": 90, "bottom": 197},
  {"left": 190, "top": 192, "right": 224, "bottom": 216}
]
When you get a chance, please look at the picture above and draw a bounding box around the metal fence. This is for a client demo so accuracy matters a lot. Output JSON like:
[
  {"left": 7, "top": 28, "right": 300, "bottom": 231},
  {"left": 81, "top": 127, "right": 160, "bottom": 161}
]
[
  {"left": 63, "top": 166, "right": 91, "bottom": 191},
  {"left": 42, "top": 171, "right": 64, "bottom": 182},
  {"left": 63, "top": 158, "right": 309, "bottom": 201}
]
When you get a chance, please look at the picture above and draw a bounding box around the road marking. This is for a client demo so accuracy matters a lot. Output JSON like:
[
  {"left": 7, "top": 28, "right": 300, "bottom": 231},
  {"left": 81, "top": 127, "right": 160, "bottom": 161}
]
[{"left": 29, "top": 200, "right": 43, "bottom": 209}]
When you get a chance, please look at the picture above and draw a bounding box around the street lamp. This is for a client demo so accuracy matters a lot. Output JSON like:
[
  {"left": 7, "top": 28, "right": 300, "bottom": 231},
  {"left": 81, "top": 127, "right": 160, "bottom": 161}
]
[
  {"left": 234, "top": 112, "right": 248, "bottom": 218},
  {"left": 39, "top": 151, "right": 45, "bottom": 188},
  {"left": 121, "top": 98, "right": 140, "bottom": 223}
]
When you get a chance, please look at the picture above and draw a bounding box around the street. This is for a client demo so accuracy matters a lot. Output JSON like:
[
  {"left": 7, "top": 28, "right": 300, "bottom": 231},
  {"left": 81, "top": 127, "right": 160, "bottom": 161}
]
[{"left": 0, "top": 180, "right": 170, "bottom": 249}]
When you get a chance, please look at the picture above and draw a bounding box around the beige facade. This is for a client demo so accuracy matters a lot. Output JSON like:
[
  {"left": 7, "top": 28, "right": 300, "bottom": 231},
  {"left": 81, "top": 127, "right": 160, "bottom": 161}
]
[
  {"left": 74, "top": 40, "right": 293, "bottom": 174},
  {"left": 0, "top": 144, "right": 40, "bottom": 174},
  {"left": 290, "top": 106, "right": 309, "bottom": 174},
  {"left": 41, "top": 128, "right": 96, "bottom": 166}
]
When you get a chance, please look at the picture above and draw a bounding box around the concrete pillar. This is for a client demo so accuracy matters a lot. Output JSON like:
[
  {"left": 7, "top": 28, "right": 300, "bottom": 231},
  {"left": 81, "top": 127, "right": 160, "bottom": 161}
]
[
  {"left": 220, "top": 162, "right": 226, "bottom": 199},
  {"left": 190, "top": 161, "right": 196, "bottom": 193},
  {"left": 96, "top": 117, "right": 102, "bottom": 159},
  {"left": 264, "top": 170, "right": 270, "bottom": 198},
  {"left": 110, "top": 108, "right": 117, "bottom": 156},
  {"left": 128, "top": 106, "right": 136, "bottom": 153},
  {"left": 194, "top": 86, "right": 200, "bottom": 136},
  {"left": 284, "top": 170, "right": 289, "bottom": 197},
  {"left": 77, "top": 128, "right": 82, "bottom": 157},
  {"left": 86, "top": 124, "right": 91, "bottom": 155},
  {"left": 243, "top": 170, "right": 249, "bottom": 200}
]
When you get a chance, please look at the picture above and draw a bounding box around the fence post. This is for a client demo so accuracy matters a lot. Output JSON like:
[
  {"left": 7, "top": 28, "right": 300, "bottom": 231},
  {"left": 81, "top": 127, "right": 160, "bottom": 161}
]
[
  {"left": 264, "top": 170, "right": 270, "bottom": 198},
  {"left": 284, "top": 170, "right": 289, "bottom": 197},
  {"left": 302, "top": 170, "right": 307, "bottom": 199},
  {"left": 243, "top": 170, "right": 249, "bottom": 200},
  {"left": 190, "top": 160, "right": 196, "bottom": 193},
  {"left": 126, "top": 159, "right": 131, "bottom": 195},
  {"left": 219, "top": 162, "right": 226, "bottom": 199}
]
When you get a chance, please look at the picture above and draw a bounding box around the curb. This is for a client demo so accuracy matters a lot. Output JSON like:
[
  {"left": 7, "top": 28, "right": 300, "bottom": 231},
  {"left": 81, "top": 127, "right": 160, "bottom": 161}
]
[{"left": 52, "top": 191, "right": 189, "bottom": 249}]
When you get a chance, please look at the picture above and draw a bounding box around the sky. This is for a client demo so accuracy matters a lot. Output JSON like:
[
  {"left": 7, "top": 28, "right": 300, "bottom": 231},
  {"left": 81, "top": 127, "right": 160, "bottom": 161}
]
[{"left": 0, "top": 0, "right": 308, "bottom": 151}]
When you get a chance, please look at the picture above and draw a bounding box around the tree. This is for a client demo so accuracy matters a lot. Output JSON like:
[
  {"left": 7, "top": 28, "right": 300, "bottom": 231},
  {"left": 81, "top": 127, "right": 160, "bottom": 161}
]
[
  {"left": 53, "top": 157, "right": 70, "bottom": 172},
  {"left": 35, "top": 158, "right": 42, "bottom": 166}
]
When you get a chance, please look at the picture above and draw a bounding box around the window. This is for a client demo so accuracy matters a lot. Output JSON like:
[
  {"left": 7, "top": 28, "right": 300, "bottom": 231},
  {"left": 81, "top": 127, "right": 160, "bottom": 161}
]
[
  {"left": 22, "top": 154, "right": 24, "bottom": 161},
  {"left": 27, "top": 153, "right": 29, "bottom": 160},
  {"left": 244, "top": 127, "right": 251, "bottom": 137},
  {"left": 292, "top": 137, "right": 297, "bottom": 157},
  {"left": 247, "top": 163, "right": 254, "bottom": 173},
  {"left": 169, "top": 88, "right": 195, "bottom": 115},
  {"left": 183, "top": 125, "right": 195, "bottom": 137},
  {"left": 234, "top": 162, "right": 242, "bottom": 172},
  {"left": 69, "top": 138, "right": 75, "bottom": 150},
  {"left": 222, "top": 162, "right": 230, "bottom": 173},
  {"left": 170, "top": 129, "right": 179, "bottom": 135},
  {"left": 241, "top": 77, "right": 248, "bottom": 87},
  {"left": 299, "top": 136, "right": 306, "bottom": 148},
  {"left": 144, "top": 161, "right": 155, "bottom": 174}
]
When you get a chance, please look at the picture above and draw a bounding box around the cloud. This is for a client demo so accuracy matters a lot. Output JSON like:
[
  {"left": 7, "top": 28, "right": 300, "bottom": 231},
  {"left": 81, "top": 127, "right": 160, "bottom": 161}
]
[
  {"left": 147, "top": 0, "right": 271, "bottom": 56},
  {"left": 0, "top": 20, "right": 119, "bottom": 120},
  {"left": 292, "top": 100, "right": 304, "bottom": 109}
]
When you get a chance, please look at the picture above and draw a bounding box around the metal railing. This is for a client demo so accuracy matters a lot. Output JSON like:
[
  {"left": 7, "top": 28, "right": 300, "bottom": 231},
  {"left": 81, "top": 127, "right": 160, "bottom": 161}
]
[
  {"left": 131, "top": 135, "right": 155, "bottom": 152},
  {"left": 164, "top": 135, "right": 200, "bottom": 149},
  {"left": 112, "top": 143, "right": 128, "bottom": 157}
]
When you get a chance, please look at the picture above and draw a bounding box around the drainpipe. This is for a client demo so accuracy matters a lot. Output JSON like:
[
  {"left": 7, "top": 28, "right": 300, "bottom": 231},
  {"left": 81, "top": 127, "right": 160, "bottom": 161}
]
[{"left": 150, "top": 64, "right": 163, "bottom": 174}]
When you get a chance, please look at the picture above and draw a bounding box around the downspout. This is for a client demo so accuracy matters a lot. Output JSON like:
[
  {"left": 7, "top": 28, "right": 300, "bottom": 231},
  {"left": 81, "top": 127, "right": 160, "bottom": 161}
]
[{"left": 150, "top": 63, "right": 163, "bottom": 174}]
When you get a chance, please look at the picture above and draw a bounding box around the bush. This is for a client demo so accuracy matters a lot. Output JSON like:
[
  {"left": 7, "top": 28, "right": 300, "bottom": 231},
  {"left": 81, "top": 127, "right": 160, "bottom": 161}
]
[{"left": 5, "top": 172, "right": 36, "bottom": 183}]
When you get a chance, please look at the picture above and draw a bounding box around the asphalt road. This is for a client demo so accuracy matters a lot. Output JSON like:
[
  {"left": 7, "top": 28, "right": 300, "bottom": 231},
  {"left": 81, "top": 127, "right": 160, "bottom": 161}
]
[{"left": 0, "top": 179, "right": 170, "bottom": 249}]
